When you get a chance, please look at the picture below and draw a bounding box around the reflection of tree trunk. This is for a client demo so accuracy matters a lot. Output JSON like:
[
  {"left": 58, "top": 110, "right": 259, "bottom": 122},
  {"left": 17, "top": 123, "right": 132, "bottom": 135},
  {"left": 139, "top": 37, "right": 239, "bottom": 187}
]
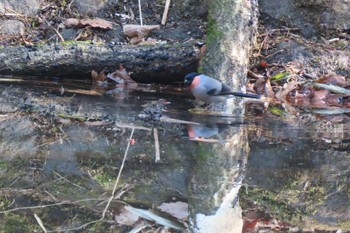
[
  {"left": 188, "top": 0, "right": 258, "bottom": 232},
  {"left": 188, "top": 128, "right": 249, "bottom": 232},
  {"left": 0, "top": 43, "right": 198, "bottom": 82}
]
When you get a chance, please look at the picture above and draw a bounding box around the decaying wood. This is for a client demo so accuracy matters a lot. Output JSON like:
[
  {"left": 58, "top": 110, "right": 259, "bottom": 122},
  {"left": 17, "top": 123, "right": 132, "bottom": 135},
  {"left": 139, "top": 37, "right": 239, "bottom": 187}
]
[{"left": 0, "top": 42, "right": 198, "bottom": 83}]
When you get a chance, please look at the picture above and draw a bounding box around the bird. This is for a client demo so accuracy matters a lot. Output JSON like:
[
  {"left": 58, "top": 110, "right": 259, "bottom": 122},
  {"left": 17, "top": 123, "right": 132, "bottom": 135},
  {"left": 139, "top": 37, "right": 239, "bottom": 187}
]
[{"left": 184, "top": 72, "right": 260, "bottom": 103}]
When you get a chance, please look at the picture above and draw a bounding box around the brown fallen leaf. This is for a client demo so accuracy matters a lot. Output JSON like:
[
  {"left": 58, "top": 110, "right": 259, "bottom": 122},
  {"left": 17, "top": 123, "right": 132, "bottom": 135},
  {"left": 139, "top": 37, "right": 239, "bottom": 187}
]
[
  {"left": 275, "top": 80, "right": 303, "bottom": 101},
  {"left": 80, "top": 18, "right": 113, "bottom": 29},
  {"left": 91, "top": 70, "right": 106, "bottom": 83},
  {"left": 65, "top": 18, "right": 113, "bottom": 29},
  {"left": 139, "top": 37, "right": 158, "bottom": 45},
  {"left": 123, "top": 24, "right": 160, "bottom": 38},
  {"left": 316, "top": 75, "right": 346, "bottom": 86},
  {"left": 64, "top": 18, "right": 80, "bottom": 27},
  {"left": 114, "top": 206, "right": 139, "bottom": 226},
  {"left": 123, "top": 24, "right": 160, "bottom": 45},
  {"left": 109, "top": 65, "right": 136, "bottom": 84}
]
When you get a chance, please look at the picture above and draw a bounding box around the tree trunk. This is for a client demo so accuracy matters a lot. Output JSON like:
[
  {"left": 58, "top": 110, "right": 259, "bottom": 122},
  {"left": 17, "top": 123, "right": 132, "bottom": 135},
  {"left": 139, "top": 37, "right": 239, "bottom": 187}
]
[
  {"left": 188, "top": 0, "right": 259, "bottom": 232},
  {"left": 0, "top": 42, "right": 198, "bottom": 83}
]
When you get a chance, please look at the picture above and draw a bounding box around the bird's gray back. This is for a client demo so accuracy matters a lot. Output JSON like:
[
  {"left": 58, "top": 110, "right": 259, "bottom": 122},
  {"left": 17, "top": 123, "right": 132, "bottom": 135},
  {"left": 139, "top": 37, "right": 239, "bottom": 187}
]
[{"left": 199, "top": 74, "right": 223, "bottom": 95}]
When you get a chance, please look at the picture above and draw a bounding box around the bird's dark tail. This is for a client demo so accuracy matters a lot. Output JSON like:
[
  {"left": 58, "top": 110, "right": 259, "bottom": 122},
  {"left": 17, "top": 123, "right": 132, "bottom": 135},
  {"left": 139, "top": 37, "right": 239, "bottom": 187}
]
[{"left": 214, "top": 92, "right": 261, "bottom": 99}]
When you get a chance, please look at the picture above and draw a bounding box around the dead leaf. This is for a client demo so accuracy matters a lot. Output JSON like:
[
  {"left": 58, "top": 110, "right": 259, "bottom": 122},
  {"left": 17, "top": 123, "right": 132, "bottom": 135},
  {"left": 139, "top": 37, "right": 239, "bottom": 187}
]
[
  {"left": 130, "top": 37, "right": 144, "bottom": 45},
  {"left": 316, "top": 75, "right": 346, "bottom": 86},
  {"left": 312, "top": 89, "right": 329, "bottom": 101},
  {"left": 275, "top": 80, "right": 302, "bottom": 101},
  {"left": 65, "top": 18, "right": 113, "bottom": 29},
  {"left": 123, "top": 24, "right": 160, "bottom": 38},
  {"left": 114, "top": 206, "right": 139, "bottom": 226},
  {"left": 80, "top": 18, "right": 113, "bottom": 29},
  {"left": 64, "top": 18, "right": 80, "bottom": 27},
  {"left": 91, "top": 70, "right": 106, "bottom": 83},
  {"left": 109, "top": 65, "right": 137, "bottom": 84},
  {"left": 123, "top": 24, "right": 160, "bottom": 45}
]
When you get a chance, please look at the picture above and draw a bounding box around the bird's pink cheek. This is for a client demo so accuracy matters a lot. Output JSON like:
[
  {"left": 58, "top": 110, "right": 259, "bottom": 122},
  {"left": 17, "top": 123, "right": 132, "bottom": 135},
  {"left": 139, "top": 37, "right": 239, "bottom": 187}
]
[{"left": 190, "top": 76, "right": 201, "bottom": 89}]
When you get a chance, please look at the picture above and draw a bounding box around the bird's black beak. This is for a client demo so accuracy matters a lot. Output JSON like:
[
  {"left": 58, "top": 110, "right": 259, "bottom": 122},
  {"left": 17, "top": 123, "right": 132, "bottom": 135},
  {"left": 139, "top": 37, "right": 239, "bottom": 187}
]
[{"left": 184, "top": 79, "right": 191, "bottom": 86}]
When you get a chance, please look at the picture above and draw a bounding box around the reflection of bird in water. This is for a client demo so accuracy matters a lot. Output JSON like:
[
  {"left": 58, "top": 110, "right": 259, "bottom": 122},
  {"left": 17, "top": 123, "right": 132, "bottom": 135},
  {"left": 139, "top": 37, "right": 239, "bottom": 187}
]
[
  {"left": 184, "top": 72, "right": 260, "bottom": 104},
  {"left": 186, "top": 124, "right": 227, "bottom": 143}
]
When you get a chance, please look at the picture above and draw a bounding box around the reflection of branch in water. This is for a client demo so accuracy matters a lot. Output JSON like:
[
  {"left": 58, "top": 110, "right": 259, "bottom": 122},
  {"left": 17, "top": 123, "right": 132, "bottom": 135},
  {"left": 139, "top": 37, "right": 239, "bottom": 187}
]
[{"left": 0, "top": 128, "right": 136, "bottom": 232}]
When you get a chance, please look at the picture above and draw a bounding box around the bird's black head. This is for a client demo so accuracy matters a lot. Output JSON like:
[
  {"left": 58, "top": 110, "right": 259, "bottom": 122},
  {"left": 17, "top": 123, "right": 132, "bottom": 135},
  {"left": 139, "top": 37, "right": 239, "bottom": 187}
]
[{"left": 184, "top": 72, "right": 199, "bottom": 86}]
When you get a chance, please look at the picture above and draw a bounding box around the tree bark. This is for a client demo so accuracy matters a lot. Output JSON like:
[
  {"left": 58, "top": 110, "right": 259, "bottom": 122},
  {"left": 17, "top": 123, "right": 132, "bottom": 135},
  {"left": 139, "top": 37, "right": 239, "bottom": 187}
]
[
  {"left": 0, "top": 42, "right": 198, "bottom": 83},
  {"left": 188, "top": 0, "right": 259, "bottom": 232}
]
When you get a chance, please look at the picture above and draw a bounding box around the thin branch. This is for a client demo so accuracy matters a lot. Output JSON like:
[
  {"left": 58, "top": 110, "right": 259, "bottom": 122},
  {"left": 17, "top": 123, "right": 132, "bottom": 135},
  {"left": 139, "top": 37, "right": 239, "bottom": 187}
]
[
  {"left": 153, "top": 128, "right": 160, "bottom": 162},
  {"left": 161, "top": 0, "right": 171, "bottom": 25},
  {"left": 138, "top": 0, "right": 143, "bottom": 25},
  {"left": 159, "top": 116, "right": 200, "bottom": 125},
  {"left": 34, "top": 214, "right": 48, "bottom": 233},
  {"left": 102, "top": 128, "right": 135, "bottom": 217},
  {"left": 42, "top": 17, "right": 65, "bottom": 42},
  {"left": 53, "top": 170, "right": 87, "bottom": 190}
]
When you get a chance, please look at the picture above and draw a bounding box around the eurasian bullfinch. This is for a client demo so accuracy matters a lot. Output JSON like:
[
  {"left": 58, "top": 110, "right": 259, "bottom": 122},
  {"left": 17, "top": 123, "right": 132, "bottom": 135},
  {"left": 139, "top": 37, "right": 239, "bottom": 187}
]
[{"left": 184, "top": 72, "right": 260, "bottom": 103}]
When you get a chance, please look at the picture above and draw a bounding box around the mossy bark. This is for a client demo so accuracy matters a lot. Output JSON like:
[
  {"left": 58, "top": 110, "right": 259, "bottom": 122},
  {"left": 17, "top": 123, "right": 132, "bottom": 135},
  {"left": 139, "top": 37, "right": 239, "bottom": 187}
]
[
  {"left": 200, "top": 0, "right": 258, "bottom": 90},
  {"left": 188, "top": 0, "right": 258, "bottom": 232}
]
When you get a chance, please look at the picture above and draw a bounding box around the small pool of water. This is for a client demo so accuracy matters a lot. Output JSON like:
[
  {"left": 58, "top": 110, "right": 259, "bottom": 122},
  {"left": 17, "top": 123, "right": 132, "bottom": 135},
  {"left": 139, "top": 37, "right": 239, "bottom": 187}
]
[{"left": 0, "top": 78, "right": 349, "bottom": 232}]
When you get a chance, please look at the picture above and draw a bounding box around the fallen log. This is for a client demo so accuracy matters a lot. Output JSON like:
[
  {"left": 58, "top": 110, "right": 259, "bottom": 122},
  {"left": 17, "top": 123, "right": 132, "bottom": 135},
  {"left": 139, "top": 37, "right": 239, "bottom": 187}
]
[{"left": 0, "top": 42, "right": 198, "bottom": 83}]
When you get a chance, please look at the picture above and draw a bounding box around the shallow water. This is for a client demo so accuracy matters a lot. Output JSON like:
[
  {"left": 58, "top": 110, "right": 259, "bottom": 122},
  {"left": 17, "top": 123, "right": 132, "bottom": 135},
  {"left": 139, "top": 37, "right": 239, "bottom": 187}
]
[{"left": 0, "top": 78, "right": 349, "bottom": 232}]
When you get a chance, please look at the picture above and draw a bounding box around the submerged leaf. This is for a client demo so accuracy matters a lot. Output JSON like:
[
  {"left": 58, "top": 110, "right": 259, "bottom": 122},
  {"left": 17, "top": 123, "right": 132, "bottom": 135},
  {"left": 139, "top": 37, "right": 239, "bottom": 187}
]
[{"left": 269, "top": 106, "right": 287, "bottom": 116}]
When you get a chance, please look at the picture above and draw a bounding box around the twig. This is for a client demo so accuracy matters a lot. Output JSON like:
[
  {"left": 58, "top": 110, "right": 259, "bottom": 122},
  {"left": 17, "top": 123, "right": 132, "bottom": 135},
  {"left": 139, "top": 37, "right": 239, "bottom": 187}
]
[
  {"left": 34, "top": 214, "right": 48, "bottom": 233},
  {"left": 67, "top": 0, "right": 76, "bottom": 12},
  {"left": 0, "top": 199, "right": 91, "bottom": 214},
  {"left": 247, "top": 70, "right": 265, "bottom": 79},
  {"left": 153, "top": 128, "right": 160, "bottom": 162},
  {"left": 115, "top": 122, "right": 152, "bottom": 131},
  {"left": 44, "top": 189, "right": 59, "bottom": 202},
  {"left": 138, "top": 0, "right": 143, "bottom": 25},
  {"left": 161, "top": 0, "right": 171, "bottom": 25},
  {"left": 53, "top": 170, "right": 86, "bottom": 190},
  {"left": 258, "top": 27, "right": 301, "bottom": 37},
  {"left": 42, "top": 17, "right": 65, "bottom": 42},
  {"left": 102, "top": 128, "right": 135, "bottom": 217},
  {"left": 264, "top": 49, "right": 284, "bottom": 59},
  {"left": 159, "top": 116, "right": 200, "bottom": 125}
]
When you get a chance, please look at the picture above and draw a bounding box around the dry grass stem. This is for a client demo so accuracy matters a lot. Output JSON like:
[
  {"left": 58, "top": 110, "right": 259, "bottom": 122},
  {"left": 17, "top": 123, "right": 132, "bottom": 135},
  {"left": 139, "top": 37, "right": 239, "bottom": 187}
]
[
  {"left": 161, "top": 0, "right": 171, "bottom": 25},
  {"left": 154, "top": 128, "right": 160, "bottom": 162},
  {"left": 53, "top": 170, "right": 87, "bottom": 190},
  {"left": 42, "top": 17, "right": 65, "bottom": 42},
  {"left": 159, "top": 116, "right": 200, "bottom": 125},
  {"left": 34, "top": 213, "right": 48, "bottom": 233}
]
